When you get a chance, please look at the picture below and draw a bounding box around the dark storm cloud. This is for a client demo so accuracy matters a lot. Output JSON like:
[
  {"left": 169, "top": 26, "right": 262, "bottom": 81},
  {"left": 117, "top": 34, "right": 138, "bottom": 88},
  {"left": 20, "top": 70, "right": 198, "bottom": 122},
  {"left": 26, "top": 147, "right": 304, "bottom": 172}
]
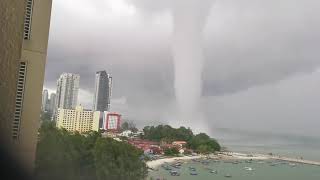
[
  {"left": 45, "top": 0, "right": 320, "bottom": 135},
  {"left": 126, "top": 0, "right": 320, "bottom": 96},
  {"left": 202, "top": 0, "right": 320, "bottom": 95}
]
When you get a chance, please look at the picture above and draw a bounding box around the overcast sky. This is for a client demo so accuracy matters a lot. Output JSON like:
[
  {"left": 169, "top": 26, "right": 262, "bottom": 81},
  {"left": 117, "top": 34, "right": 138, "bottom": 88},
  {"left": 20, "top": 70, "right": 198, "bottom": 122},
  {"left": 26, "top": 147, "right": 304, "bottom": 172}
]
[{"left": 44, "top": 0, "right": 320, "bottom": 138}]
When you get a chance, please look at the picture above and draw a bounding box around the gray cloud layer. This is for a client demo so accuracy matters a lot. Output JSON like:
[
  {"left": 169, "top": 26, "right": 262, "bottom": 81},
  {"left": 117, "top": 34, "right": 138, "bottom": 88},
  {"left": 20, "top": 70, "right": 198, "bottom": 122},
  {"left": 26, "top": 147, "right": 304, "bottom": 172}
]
[{"left": 44, "top": 0, "right": 320, "bottom": 137}]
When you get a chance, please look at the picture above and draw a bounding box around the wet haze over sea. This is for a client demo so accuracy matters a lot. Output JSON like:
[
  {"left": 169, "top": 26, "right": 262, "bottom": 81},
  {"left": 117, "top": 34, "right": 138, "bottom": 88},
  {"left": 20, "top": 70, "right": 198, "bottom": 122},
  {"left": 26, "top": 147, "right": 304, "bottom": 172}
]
[{"left": 210, "top": 128, "right": 320, "bottom": 161}]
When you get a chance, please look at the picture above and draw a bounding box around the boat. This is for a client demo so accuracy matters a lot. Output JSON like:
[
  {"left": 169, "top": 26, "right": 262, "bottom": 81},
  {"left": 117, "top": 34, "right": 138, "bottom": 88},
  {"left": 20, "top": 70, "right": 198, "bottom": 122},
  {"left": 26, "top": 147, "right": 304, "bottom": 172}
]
[
  {"left": 189, "top": 167, "right": 196, "bottom": 171},
  {"left": 162, "top": 165, "right": 172, "bottom": 171},
  {"left": 224, "top": 174, "right": 232, "bottom": 178},
  {"left": 170, "top": 170, "right": 180, "bottom": 176},
  {"left": 201, "top": 160, "right": 210, "bottom": 164},
  {"left": 210, "top": 170, "right": 218, "bottom": 174},
  {"left": 190, "top": 172, "right": 198, "bottom": 175},
  {"left": 289, "top": 163, "right": 297, "bottom": 167},
  {"left": 244, "top": 167, "right": 254, "bottom": 171}
]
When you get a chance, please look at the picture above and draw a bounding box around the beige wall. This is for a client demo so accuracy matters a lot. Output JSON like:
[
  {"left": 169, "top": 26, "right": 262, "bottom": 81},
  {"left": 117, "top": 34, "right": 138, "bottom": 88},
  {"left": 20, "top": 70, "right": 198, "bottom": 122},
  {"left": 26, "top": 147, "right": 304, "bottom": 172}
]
[
  {"left": 57, "top": 106, "right": 95, "bottom": 133},
  {"left": 0, "top": 0, "right": 25, "bottom": 147},
  {"left": 22, "top": 0, "right": 52, "bottom": 52},
  {"left": 16, "top": 0, "right": 52, "bottom": 174},
  {"left": 0, "top": 0, "right": 52, "bottom": 175},
  {"left": 92, "top": 111, "right": 102, "bottom": 132}
]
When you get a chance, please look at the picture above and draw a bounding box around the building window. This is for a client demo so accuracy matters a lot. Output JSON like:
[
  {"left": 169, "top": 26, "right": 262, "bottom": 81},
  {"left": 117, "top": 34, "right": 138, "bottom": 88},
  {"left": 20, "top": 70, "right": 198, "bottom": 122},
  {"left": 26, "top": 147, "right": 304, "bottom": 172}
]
[
  {"left": 24, "top": 0, "right": 34, "bottom": 40},
  {"left": 13, "top": 62, "right": 27, "bottom": 139}
]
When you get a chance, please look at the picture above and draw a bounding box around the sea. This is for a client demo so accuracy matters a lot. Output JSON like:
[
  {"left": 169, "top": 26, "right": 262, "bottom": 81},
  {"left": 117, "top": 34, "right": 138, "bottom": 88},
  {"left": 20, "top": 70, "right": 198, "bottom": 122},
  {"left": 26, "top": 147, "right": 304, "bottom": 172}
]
[
  {"left": 148, "top": 159, "right": 320, "bottom": 180},
  {"left": 148, "top": 128, "right": 320, "bottom": 179},
  {"left": 210, "top": 128, "right": 320, "bottom": 161}
]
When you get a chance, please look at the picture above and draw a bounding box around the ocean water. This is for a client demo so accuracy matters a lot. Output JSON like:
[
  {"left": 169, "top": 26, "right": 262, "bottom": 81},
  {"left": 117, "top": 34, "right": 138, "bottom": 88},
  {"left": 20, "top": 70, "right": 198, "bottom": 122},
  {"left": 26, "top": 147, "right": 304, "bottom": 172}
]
[
  {"left": 148, "top": 129, "right": 320, "bottom": 179},
  {"left": 148, "top": 159, "right": 320, "bottom": 180},
  {"left": 210, "top": 128, "right": 320, "bottom": 161}
]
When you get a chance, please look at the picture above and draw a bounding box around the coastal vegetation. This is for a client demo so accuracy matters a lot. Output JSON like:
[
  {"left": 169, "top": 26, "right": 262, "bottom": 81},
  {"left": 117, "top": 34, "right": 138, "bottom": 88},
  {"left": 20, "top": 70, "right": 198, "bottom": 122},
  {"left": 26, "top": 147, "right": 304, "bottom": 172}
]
[
  {"left": 163, "top": 147, "right": 180, "bottom": 156},
  {"left": 35, "top": 121, "right": 147, "bottom": 180},
  {"left": 142, "top": 125, "right": 221, "bottom": 153},
  {"left": 121, "top": 121, "right": 139, "bottom": 133}
]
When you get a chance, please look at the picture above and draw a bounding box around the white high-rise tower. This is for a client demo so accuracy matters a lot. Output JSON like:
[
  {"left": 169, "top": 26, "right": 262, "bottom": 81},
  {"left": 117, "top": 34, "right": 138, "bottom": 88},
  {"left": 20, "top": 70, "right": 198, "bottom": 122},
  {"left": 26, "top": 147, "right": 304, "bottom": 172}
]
[
  {"left": 41, "top": 89, "right": 49, "bottom": 111},
  {"left": 54, "top": 73, "right": 80, "bottom": 113}
]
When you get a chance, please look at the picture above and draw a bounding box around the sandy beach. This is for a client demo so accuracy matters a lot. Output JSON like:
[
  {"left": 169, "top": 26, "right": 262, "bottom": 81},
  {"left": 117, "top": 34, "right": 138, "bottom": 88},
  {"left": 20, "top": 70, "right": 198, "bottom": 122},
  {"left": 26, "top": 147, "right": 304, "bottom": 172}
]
[
  {"left": 147, "top": 155, "right": 203, "bottom": 169},
  {"left": 147, "top": 152, "right": 320, "bottom": 169},
  {"left": 214, "top": 152, "right": 270, "bottom": 160}
]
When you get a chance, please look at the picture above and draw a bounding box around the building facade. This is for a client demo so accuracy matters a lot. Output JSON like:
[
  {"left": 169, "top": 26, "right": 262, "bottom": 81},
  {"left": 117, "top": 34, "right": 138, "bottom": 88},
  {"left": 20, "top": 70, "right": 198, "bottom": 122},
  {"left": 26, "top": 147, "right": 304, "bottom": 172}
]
[
  {"left": 92, "top": 111, "right": 103, "bottom": 132},
  {"left": 57, "top": 110, "right": 122, "bottom": 133},
  {"left": 55, "top": 73, "right": 80, "bottom": 114},
  {"left": 0, "top": 0, "right": 26, "bottom": 148},
  {"left": 0, "top": 0, "right": 52, "bottom": 175},
  {"left": 102, "top": 112, "right": 121, "bottom": 132},
  {"left": 48, "top": 93, "right": 56, "bottom": 114},
  {"left": 41, "top": 89, "right": 49, "bottom": 111},
  {"left": 56, "top": 106, "right": 101, "bottom": 133},
  {"left": 93, "top": 71, "right": 112, "bottom": 111}
]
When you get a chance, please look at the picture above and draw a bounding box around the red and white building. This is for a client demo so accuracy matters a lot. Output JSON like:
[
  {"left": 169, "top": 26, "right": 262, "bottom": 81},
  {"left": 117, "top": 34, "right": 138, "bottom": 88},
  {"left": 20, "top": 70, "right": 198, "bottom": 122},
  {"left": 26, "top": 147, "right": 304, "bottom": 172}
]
[{"left": 102, "top": 111, "right": 121, "bottom": 132}]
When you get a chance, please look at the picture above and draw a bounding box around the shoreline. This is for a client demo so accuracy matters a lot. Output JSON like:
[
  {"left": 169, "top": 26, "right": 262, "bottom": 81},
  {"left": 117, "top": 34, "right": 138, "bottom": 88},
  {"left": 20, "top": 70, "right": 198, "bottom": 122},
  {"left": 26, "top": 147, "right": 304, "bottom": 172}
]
[
  {"left": 219, "top": 152, "right": 320, "bottom": 165},
  {"left": 146, "top": 155, "right": 203, "bottom": 169},
  {"left": 146, "top": 152, "right": 320, "bottom": 169}
]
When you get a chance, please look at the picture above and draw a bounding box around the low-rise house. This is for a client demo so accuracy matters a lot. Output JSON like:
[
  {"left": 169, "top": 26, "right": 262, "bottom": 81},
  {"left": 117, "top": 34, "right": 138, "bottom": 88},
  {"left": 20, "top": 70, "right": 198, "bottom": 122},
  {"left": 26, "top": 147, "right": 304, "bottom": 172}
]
[
  {"left": 128, "top": 139, "right": 161, "bottom": 154},
  {"left": 172, "top": 141, "right": 187, "bottom": 149},
  {"left": 120, "top": 130, "right": 133, "bottom": 137},
  {"left": 132, "top": 131, "right": 144, "bottom": 138},
  {"left": 179, "top": 149, "right": 185, "bottom": 154}
]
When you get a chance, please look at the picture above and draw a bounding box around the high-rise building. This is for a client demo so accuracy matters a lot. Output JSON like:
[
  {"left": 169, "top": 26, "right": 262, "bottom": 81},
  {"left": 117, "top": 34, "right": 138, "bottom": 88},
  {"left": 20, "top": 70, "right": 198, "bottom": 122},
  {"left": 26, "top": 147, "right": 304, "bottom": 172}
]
[
  {"left": 48, "top": 93, "right": 56, "bottom": 114},
  {"left": 41, "top": 89, "right": 49, "bottom": 111},
  {"left": 54, "top": 73, "right": 80, "bottom": 114},
  {"left": 0, "top": 0, "right": 52, "bottom": 175},
  {"left": 93, "top": 71, "right": 112, "bottom": 111},
  {"left": 102, "top": 111, "right": 121, "bottom": 132},
  {"left": 56, "top": 108, "right": 121, "bottom": 134},
  {"left": 56, "top": 105, "right": 101, "bottom": 133}
]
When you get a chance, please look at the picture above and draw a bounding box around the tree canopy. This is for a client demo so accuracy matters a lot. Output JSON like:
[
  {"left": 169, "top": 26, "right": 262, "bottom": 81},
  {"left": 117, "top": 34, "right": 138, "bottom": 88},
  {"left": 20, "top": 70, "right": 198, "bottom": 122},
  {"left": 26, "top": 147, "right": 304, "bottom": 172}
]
[
  {"left": 143, "top": 125, "right": 193, "bottom": 142},
  {"left": 142, "top": 125, "right": 221, "bottom": 153},
  {"left": 163, "top": 147, "right": 180, "bottom": 156},
  {"left": 121, "top": 121, "right": 139, "bottom": 133},
  {"left": 35, "top": 121, "right": 147, "bottom": 180}
]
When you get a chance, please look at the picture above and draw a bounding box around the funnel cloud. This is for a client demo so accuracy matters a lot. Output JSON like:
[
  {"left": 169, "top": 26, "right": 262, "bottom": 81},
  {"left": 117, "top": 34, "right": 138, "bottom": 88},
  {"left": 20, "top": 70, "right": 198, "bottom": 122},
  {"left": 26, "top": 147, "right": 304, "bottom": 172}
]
[
  {"left": 45, "top": 0, "right": 320, "bottom": 138},
  {"left": 172, "top": 0, "right": 214, "bottom": 132}
]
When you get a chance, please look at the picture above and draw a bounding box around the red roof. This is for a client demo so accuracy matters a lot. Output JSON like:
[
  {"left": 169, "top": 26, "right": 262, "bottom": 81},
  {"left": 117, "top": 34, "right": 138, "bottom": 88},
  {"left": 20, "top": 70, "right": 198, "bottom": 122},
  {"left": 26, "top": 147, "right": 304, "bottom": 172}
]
[{"left": 172, "top": 141, "right": 187, "bottom": 144}]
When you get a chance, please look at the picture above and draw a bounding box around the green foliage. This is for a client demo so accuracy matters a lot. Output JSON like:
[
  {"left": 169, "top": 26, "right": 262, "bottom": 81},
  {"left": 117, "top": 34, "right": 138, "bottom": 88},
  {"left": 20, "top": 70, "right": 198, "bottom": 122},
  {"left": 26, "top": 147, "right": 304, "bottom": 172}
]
[
  {"left": 121, "top": 122, "right": 129, "bottom": 131},
  {"left": 94, "top": 138, "right": 147, "bottom": 180},
  {"left": 197, "top": 145, "right": 212, "bottom": 154},
  {"left": 163, "top": 147, "right": 179, "bottom": 156},
  {"left": 121, "top": 121, "right": 139, "bottom": 133},
  {"left": 188, "top": 133, "right": 221, "bottom": 153},
  {"left": 143, "top": 125, "right": 193, "bottom": 142},
  {"left": 35, "top": 121, "right": 147, "bottom": 180},
  {"left": 183, "top": 149, "right": 192, "bottom": 155},
  {"left": 40, "top": 111, "right": 52, "bottom": 122},
  {"left": 143, "top": 125, "right": 221, "bottom": 154}
]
